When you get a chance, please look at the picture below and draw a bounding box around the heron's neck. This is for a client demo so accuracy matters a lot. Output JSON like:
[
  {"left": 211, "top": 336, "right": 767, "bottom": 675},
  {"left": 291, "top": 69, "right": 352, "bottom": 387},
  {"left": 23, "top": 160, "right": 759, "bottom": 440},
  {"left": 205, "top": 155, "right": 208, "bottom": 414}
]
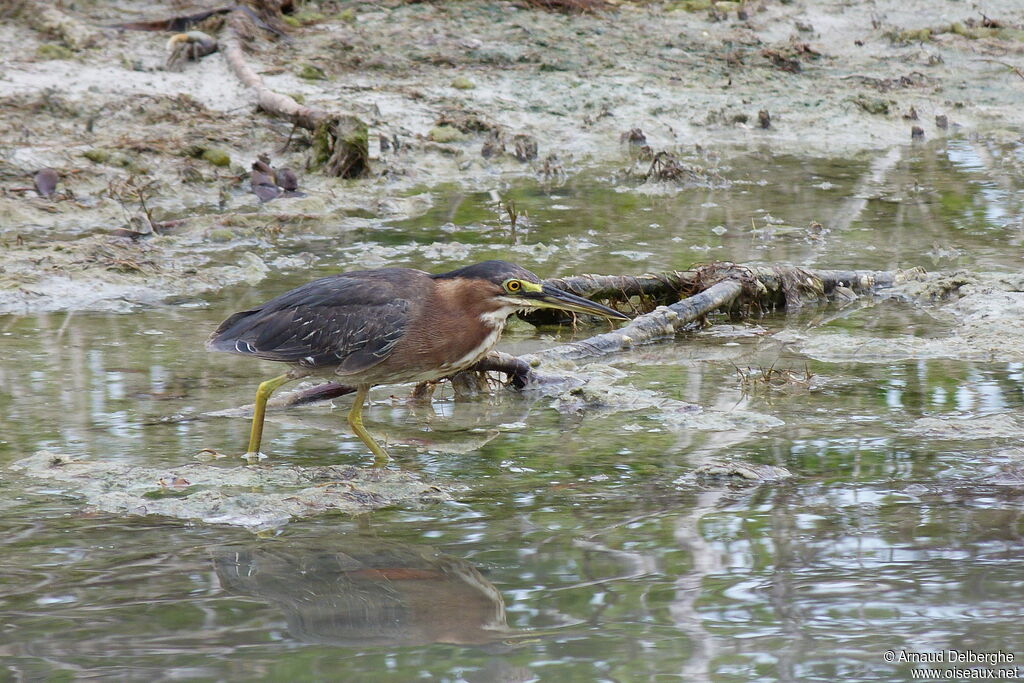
[{"left": 478, "top": 306, "right": 518, "bottom": 330}]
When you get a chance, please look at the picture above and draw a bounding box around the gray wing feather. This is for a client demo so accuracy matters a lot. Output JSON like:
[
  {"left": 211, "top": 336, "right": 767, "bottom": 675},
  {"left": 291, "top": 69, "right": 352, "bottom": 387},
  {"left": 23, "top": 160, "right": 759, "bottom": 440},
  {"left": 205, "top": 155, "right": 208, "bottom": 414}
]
[{"left": 207, "top": 272, "right": 415, "bottom": 373}]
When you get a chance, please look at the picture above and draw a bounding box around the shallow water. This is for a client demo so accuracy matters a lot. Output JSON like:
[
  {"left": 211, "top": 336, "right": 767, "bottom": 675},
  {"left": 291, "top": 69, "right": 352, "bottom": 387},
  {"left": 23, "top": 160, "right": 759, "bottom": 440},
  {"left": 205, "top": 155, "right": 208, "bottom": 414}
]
[{"left": 3, "top": 139, "right": 1024, "bottom": 681}]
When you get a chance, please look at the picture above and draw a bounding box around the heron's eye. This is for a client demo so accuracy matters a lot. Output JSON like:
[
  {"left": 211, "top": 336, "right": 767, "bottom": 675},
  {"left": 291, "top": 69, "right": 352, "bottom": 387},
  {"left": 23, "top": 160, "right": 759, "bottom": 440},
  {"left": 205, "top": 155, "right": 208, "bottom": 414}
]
[{"left": 505, "top": 279, "right": 522, "bottom": 293}]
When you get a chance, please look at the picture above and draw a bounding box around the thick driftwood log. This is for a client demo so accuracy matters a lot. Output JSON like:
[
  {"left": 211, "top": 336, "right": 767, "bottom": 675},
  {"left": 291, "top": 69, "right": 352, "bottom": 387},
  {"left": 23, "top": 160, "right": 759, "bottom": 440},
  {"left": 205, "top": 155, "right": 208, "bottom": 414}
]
[
  {"left": 221, "top": 10, "right": 368, "bottom": 177},
  {"left": 741, "top": 265, "right": 924, "bottom": 306},
  {"left": 543, "top": 265, "right": 922, "bottom": 301},
  {"left": 519, "top": 271, "right": 691, "bottom": 325},
  {"left": 795, "top": 267, "right": 917, "bottom": 290},
  {"left": 545, "top": 272, "right": 694, "bottom": 301}
]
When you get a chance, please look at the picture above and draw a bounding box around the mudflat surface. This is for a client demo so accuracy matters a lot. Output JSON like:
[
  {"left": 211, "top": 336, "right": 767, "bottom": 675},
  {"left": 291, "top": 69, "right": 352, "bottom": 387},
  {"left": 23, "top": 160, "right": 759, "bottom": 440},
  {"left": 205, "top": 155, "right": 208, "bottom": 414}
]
[{"left": 3, "top": 0, "right": 1024, "bottom": 312}]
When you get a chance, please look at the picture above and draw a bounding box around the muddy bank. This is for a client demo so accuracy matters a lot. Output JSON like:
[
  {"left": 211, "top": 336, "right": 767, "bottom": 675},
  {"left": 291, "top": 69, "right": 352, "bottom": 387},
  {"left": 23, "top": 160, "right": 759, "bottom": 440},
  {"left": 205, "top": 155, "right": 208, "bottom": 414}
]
[
  {"left": 780, "top": 271, "right": 1024, "bottom": 363},
  {"left": 3, "top": 0, "right": 1024, "bottom": 312}
]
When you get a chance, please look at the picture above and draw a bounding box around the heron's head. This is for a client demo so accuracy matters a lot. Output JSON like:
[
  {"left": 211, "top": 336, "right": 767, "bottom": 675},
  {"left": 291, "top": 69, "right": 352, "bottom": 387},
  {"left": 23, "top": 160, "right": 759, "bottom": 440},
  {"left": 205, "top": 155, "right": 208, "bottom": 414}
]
[{"left": 433, "top": 260, "right": 629, "bottom": 322}]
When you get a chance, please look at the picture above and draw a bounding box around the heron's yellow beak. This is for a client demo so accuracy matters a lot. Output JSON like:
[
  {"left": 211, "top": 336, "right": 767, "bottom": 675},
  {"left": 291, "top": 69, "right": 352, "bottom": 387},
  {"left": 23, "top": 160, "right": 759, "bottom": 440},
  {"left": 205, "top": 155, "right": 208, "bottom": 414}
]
[{"left": 521, "top": 283, "right": 629, "bottom": 320}]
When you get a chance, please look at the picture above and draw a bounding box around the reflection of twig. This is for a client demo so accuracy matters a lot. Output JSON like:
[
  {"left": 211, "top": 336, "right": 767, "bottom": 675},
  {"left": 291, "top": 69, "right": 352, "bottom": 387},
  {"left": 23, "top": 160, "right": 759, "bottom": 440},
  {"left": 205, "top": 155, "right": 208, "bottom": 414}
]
[
  {"left": 492, "top": 195, "right": 528, "bottom": 239},
  {"left": 504, "top": 200, "right": 519, "bottom": 232},
  {"left": 672, "top": 490, "right": 727, "bottom": 680},
  {"left": 581, "top": 510, "right": 668, "bottom": 540},
  {"left": 56, "top": 310, "right": 75, "bottom": 341},
  {"left": 830, "top": 147, "right": 902, "bottom": 232},
  {"left": 546, "top": 538, "right": 658, "bottom": 592},
  {"left": 803, "top": 296, "right": 875, "bottom": 329}
]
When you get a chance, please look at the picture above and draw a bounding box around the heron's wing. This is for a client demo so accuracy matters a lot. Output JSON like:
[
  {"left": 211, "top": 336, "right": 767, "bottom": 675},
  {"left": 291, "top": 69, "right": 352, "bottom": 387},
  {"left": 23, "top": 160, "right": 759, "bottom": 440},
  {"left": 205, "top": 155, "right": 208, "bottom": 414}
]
[{"left": 207, "top": 273, "right": 416, "bottom": 373}]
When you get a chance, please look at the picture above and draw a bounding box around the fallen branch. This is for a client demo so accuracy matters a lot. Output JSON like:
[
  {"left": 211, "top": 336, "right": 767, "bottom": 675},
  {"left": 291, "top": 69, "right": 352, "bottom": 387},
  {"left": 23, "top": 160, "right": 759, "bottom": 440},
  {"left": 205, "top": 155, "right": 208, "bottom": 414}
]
[
  {"left": 521, "top": 264, "right": 924, "bottom": 365},
  {"left": 527, "top": 278, "right": 746, "bottom": 365},
  {"left": 109, "top": 7, "right": 233, "bottom": 32},
  {"left": 109, "top": 3, "right": 368, "bottom": 178},
  {"left": 221, "top": 9, "right": 368, "bottom": 177},
  {"left": 279, "top": 350, "right": 531, "bottom": 408}
]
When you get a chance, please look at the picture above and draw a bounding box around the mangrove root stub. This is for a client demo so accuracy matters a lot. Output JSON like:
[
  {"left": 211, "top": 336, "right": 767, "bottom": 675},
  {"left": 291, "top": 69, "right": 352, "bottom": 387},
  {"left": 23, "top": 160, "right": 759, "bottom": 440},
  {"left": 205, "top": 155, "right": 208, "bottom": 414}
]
[
  {"left": 222, "top": 8, "right": 368, "bottom": 178},
  {"left": 311, "top": 117, "right": 369, "bottom": 178}
]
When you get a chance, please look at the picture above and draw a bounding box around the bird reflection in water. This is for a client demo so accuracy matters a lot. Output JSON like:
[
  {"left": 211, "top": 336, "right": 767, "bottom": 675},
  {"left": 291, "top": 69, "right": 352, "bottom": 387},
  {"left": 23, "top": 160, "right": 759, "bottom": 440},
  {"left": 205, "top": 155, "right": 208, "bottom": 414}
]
[{"left": 211, "top": 538, "right": 528, "bottom": 648}]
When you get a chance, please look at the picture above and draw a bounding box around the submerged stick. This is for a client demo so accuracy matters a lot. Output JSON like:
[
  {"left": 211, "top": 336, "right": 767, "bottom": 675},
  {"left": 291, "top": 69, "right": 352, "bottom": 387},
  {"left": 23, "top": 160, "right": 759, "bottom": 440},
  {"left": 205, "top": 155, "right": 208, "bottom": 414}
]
[{"left": 279, "top": 351, "right": 532, "bottom": 407}]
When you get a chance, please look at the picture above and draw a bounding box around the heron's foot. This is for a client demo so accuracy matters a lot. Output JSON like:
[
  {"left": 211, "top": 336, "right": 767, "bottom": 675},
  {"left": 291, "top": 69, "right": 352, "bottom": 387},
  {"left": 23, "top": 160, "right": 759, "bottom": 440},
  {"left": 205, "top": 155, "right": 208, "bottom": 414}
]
[
  {"left": 372, "top": 448, "right": 390, "bottom": 468},
  {"left": 242, "top": 450, "right": 267, "bottom": 464},
  {"left": 245, "top": 373, "right": 296, "bottom": 457},
  {"left": 363, "top": 431, "right": 391, "bottom": 468}
]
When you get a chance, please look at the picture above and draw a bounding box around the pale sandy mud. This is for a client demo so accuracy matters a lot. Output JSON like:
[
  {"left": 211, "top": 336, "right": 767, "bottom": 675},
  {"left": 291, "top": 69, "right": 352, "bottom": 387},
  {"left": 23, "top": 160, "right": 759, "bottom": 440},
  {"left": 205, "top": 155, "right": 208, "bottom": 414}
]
[
  {"left": 554, "top": 377, "right": 785, "bottom": 431},
  {"left": 8, "top": 450, "right": 453, "bottom": 529}
]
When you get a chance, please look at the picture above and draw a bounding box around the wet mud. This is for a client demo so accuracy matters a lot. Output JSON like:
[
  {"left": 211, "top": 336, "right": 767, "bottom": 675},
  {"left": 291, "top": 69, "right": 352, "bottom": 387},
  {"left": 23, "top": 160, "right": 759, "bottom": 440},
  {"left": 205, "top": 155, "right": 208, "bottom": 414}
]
[
  {"left": 4, "top": 0, "right": 1024, "bottom": 312},
  {"left": 10, "top": 450, "right": 452, "bottom": 529}
]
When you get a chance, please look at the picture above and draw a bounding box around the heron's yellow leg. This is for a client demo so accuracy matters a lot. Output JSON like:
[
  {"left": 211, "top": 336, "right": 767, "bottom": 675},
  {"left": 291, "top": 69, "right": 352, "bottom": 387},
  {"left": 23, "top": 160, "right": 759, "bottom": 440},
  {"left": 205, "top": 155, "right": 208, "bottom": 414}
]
[
  {"left": 348, "top": 384, "right": 390, "bottom": 467},
  {"left": 245, "top": 373, "right": 294, "bottom": 459}
]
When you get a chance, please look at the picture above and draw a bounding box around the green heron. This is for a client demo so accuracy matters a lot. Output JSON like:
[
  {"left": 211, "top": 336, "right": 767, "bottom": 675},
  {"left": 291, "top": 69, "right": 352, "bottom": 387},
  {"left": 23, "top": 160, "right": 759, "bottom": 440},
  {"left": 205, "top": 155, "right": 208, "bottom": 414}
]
[{"left": 208, "top": 260, "right": 628, "bottom": 464}]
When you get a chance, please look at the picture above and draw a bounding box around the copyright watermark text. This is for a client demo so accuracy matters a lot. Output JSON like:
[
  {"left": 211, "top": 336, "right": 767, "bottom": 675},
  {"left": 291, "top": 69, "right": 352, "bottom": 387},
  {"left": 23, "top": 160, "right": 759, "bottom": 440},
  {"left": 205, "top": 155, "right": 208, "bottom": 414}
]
[{"left": 884, "top": 650, "right": 1019, "bottom": 679}]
